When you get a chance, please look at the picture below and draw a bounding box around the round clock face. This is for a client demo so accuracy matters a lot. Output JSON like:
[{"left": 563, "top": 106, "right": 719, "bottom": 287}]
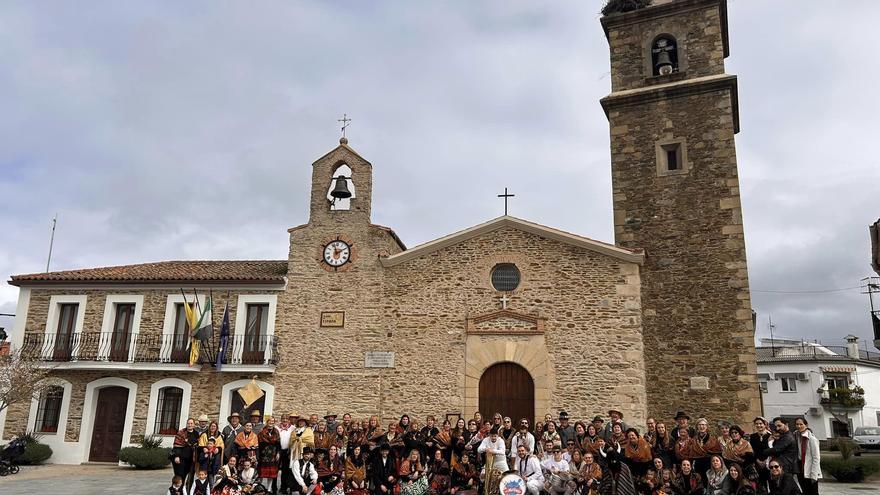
[{"left": 323, "top": 240, "right": 351, "bottom": 267}]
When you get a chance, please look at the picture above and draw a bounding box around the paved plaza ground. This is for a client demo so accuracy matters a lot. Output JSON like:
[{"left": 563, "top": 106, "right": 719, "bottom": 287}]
[{"left": 1, "top": 463, "right": 879, "bottom": 495}]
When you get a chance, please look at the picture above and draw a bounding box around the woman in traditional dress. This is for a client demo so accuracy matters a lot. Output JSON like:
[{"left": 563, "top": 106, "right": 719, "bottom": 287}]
[
  {"left": 315, "top": 421, "right": 332, "bottom": 450},
  {"left": 171, "top": 418, "right": 200, "bottom": 488},
  {"left": 214, "top": 455, "right": 241, "bottom": 495},
  {"left": 721, "top": 426, "right": 754, "bottom": 471},
  {"left": 258, "top": 416, "right": 281, "bottom": 491},
  {"left": 450, "top": 452, "right": 479, "bottom": 495},
  {"left": 367, "top": 416, "right": 386, "bottom": 455},
  {"left": 566, "top": 449, "right": 585, "bottom": 495},
  {"left": 349, "top": 421, "right": 367, "bottom": 458},
  {"left": 234, "top": 422, "right": 259, "bottom": 467},
  {"left": 673, "top": 428, "right": 692, "bottom": 467},
  {"left": 318, "top": 445, "right": 345, "bottom": 495},
  {"left": 579, "top": 451, "right": 602, "bottom": 495},
  {"left": 199, "top": 421, "right": 225, "bottom": 461},
  {"left": 622, "top": 429, "right": 652, "bottom": 478},
  {"left": 650, "top": 423, "right": 674, "bottom": 471},
  {"left": 542, "top": 421, "right": 562, "bottom": 451},
  {"left": 384, "top": 421, "right": 406, "bottom": 461},
  {"left": 332, "top": 423, "right": 349, "bottom": 461},
  {"left": 346, "top": 445, "right": 370, "bottom": 495},
  {"left": 435, "top": 420, "right": 454, "bottom": 463},
  {"left": 607, "top": 424, "right": 626, "bottom": 449},
  {"left": 427, "top": 448, "right": 451, "bottom": 495},
  {"left": 689, "top": 419, "right": 721, "bottom": 484},
  {"left": 581, "top": 424, "right": 601, "bottom": 457},
  {"left": 400, "top": 449, "right": 429, "bottom": 495},
  {"left": 672, "top": 460, "right": 702, "bottom": 495}
]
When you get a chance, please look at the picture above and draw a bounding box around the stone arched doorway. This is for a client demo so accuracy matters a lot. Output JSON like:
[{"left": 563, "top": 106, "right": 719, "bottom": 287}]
[{"left": 479, "top": 362, "right": 535, "bottom": 424}]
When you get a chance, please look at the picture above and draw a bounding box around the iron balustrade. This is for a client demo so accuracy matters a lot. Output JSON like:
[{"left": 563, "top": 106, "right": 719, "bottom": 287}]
[{"left": 20, "top": 331, "right": 277, "bottom": 366}]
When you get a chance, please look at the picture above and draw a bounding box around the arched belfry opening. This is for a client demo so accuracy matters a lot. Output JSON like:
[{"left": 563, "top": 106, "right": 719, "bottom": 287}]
[
  {"left": 651, "top": 34, "right": 678, "bottom": 76},
  {"left": 479, "top": 362, "right": 535, "bottom": 424},
  {"left": 327, "top": 163, "right": 356, "bottom": 211}
]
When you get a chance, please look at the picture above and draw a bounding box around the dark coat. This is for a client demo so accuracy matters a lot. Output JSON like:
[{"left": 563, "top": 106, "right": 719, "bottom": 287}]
[
  {"left": 767, "top": 473, "right": 801, "bottom": 495},
  {"left": 372, "top": 454, "right": 399, "bottom": 494},
  {"left": 764, "top": 433, "right": 799, "bottom": 475},
  {"left": 748, "top": 432, "right": 770, "bottom": 462}
]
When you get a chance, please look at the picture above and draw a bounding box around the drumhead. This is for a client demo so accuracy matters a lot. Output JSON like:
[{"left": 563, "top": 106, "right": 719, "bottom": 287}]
[{"left": 499, "top": 472, "right": 526, "bottom": 495}]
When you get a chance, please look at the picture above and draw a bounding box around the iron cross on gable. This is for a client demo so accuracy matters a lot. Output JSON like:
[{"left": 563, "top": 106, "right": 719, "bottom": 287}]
[
  {"left": 338, "top": 113, "right": 352, "bottom": 138},
  {"left": 498, "top": 187, "right": 515, "bottom": 215}
]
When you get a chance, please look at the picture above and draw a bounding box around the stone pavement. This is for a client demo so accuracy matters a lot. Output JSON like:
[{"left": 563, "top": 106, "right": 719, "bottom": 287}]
[{"left": 0, "top": 464, "right": 879, "bottom": 495}]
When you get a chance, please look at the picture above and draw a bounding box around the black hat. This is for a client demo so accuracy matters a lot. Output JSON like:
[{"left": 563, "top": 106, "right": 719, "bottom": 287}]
[
  {"left": 592, "top": 415, "right": 604, "bottom": 423},
  {"left": 379, "top": 443, "right": 391, "bottom": 452},
  {"left": 302, "top": 446, "right": 313, "bottom": 454},
  {"left": 559, "top": 411, "right": 569, "bottom": 420},
  {"left": 674, "top": 411, "right": 690, "bottom": 420}
]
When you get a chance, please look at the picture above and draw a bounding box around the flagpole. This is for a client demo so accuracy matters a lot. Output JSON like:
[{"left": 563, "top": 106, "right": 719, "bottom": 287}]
[{"left": 193, "top": 288, "right": 204, "bottom": 365}]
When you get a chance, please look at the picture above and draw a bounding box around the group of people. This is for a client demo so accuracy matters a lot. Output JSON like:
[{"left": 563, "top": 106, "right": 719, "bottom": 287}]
[{"left": 167, "top": 408, "right": 822, "bottom": 495}]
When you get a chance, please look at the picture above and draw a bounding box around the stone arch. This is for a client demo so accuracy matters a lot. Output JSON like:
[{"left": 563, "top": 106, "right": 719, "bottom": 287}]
[
  {"left": 219, "top": 379, "right": 275, "bottom": 421},
  {"left": 144, "top": 378, "right": 193, "bottom": 444},
  {"left": 464, "top": 336, "right": 553, "bottom": 421}
]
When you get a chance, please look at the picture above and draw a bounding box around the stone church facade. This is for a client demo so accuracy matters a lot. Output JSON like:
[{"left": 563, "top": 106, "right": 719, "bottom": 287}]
[{"left": 1, "top": 0, "right": 760, "bottom": 464}]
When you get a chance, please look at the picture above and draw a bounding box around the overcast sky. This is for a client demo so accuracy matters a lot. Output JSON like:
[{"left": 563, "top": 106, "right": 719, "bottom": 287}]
[{"left": 1, "top": 1, "right": 878, "bottom": 348}]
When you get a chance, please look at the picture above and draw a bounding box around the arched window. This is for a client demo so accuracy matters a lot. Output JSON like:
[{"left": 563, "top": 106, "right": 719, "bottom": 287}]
[
  {"left": 35, "top": 386, "right": 64, "bottom": 433},
  {"left": 327, "top": 164, "right": 356, "bottom": 211},
  {"left": 651, "top": 35, "right": 678, "bottom": 76},
  {"left": 154, "top": 386, "right": 184, "bottom": 435}
]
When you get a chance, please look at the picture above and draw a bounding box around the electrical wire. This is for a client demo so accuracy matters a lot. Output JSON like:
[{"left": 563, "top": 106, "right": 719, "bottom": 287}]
[{"left": 751, "top": 286, "right": 862, "bottom": 294}]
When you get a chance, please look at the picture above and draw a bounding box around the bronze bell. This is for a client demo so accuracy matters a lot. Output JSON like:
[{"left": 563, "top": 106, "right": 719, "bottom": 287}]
[
  {"left": 655, "top": 50, "right": 673, "bottom": 74},
  {"left": 330, "top": 176, "right": 352, "bottom": 199}
]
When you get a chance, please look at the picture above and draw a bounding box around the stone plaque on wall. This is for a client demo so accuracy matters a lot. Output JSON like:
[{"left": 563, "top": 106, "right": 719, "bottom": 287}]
[
  {"left": 364, "top": 351, "right": 395, "bottom": 368},
  {"left": 321, "top": 311, "right": 345, "bottom": 327}
]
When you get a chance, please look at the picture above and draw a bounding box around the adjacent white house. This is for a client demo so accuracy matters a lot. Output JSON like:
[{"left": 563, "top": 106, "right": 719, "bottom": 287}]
[{"left": 757, "top": 335, "right": 880, "bottom": 441}]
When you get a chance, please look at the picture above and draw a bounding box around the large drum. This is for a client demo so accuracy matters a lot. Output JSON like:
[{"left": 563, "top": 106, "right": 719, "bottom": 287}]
[{"left": 499, "top": 471, "right": 526, "bottom": 495}]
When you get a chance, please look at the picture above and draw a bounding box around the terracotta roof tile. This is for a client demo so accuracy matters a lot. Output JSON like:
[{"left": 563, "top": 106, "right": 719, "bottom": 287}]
[{"left": 9, "top": 260, "right": 288, "bottom": 285}]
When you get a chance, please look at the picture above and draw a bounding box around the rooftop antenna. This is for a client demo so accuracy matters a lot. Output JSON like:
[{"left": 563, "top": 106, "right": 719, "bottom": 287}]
[
  {"left": 769, "top": 315, "right": 776, "bottom": 357},
  {"left": 46, "top": 214, "right": 57, "bottom": 273}
]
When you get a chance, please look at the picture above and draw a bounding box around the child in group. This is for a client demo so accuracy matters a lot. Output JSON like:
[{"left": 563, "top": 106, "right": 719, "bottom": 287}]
[
  {"left": 240, "top": 458, "right": 258, "bottom": 488},
  {"left": 191, "top": 470, "right": 211, "bottom": 495},
  {"left": 167, "top": 475, "right": 185, "bottom": 495},
  {"left": 199, "top": 437, "right": 223, "bottom": 485}
]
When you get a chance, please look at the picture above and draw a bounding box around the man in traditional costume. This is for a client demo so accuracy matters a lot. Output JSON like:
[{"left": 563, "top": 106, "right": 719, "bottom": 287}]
[
  {"left": 291, "top": 416, "right": 316, "bottom": 463},
  {"left": 602, "top": 410, "right": 628, "bottom": 443},
  {"left": 671, "top": 412, "right": 695, "bottom": 443},
  {"left": 279, "top": 413, "right": 298, "bottom": 495},
  {"left": 222, "top": 412, "right": 244, "bottom": 462},
  {"left": 509, "top": 419, "right": 536, "bottom": 466},
  {"left": 558, "top": 412, "right": 575, "bottom": 447},
  {"left": 196, "top": 414, "right": 210, "bottom": 436},
  {"left": 292, "top": 446, "right": 319, "bottom": 495},
  {"left": 251, "top": 410, "right": 265, "bottom": 434},
  {"left": 372, "top": 443, "right": 399, "bottom": 495},
  {"left": 325, "top": 413, "right": 339, "bottom": 433}
]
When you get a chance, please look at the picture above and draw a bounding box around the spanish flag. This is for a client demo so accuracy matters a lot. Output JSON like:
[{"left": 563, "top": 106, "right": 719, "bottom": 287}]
[{"left": 185, "top": 295, "right": 212, "bottom": 366}]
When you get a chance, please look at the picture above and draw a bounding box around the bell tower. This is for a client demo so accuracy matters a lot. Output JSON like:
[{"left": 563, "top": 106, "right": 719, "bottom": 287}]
[{"left": 600, "top": 0, "right": 761, "bottom": 424}]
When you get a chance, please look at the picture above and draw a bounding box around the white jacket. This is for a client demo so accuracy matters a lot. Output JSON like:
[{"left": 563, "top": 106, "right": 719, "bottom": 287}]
[
  {"left": 797, "top": 429, "right": 822, "bottom": 480},
  {"left": 510, "top": 432, "right": 536, "bottom": 459}
]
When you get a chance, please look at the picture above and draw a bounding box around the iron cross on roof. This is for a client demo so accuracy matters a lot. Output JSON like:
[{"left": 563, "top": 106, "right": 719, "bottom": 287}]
[
  {"left": 498, "top": 187, "right": 515, "bottom": 215},
  {"left": 338, "top": 113, "right": 352, "bottom": 138}
]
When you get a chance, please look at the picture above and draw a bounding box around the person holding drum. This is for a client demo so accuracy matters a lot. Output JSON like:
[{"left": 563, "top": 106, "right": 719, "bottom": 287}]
[
  {"left": 514, "top": 444, "right": 544, "bottom": 495},
  {"left": 542, "top": 446, "right": 570, "bottom": 495}
]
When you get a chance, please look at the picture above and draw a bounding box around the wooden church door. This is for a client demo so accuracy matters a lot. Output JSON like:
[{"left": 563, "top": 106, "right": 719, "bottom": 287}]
[{"left": 479, "top": 362, "right": 534, "bottom": 425}]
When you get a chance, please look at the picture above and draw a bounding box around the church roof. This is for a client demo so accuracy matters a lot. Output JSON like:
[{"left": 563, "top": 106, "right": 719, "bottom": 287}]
[
  {"left": 9, "top": 260, "right": 288, "bottom": 286},
  {"left": 380, "top": 215, "right": 644, "bottom": 267}
]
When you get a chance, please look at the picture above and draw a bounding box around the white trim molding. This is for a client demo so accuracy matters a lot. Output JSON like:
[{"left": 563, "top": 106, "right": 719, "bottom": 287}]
[
  {"left": 145, "top": 378, "right": 193, "bottom": 447},
  {"left": 98, "top": 295, "right": 144, "bottom": 362},
  {"left": 232, "top": 294, "right": 277, "bottom": 365},
  {"left": 27, "top": 378, "right": 73, "bottom": 439},
  {"left": 0, "top": 288, "right": 31, "bottom": 440},
  {"left": 160, "top": 293, "right": 207, "bottom": 362},
  {"left": 42, "top": 295, "right": 88, "bottom": 360},
  {"left": 219, "top": 379, "right": 274, "bottom": 422},
  {"left": 80, "top": 377, "right": 138, "bottom": 463}
]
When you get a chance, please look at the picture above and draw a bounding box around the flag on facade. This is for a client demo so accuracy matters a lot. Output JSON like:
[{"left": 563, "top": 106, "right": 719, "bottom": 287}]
[
  {"left": 215, "top": 301, "right": 230, "bottom": 370},
  {"left": 237, "top": 377, "right": 264, "bottom": 407},
  {"left": 187, "top": 295, "right": 212, "bottom": 366}
]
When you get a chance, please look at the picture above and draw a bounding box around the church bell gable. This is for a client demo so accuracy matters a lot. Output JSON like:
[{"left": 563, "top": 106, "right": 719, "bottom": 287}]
[{"left": 309, "top": 139, "right": 373, "bottom": 226}]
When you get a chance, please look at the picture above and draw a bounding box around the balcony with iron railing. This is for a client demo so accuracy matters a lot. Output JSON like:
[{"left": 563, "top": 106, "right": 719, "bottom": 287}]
[
  {"left": 817, "top": 385, "right": 866, "bottom": 410},
  {"left": 20, "top": 331, "right": 278, "bottom": 370}
]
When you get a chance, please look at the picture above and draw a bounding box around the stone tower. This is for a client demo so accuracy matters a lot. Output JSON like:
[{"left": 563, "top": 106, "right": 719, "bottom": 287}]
[{"left": 600, "top": 0, "right": 761, "bottom": 424}]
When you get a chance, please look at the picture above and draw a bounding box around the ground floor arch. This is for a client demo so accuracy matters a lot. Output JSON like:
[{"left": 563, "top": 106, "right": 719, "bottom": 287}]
[
  {"left": 463, "top": 332, "right": 553, "bottom": 421},
  {"left": 80, "top": 377, "right": 138, "bottom": 463}
]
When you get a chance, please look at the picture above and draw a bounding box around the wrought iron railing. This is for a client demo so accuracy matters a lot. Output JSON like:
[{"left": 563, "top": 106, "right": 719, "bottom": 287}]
[{"left": 21, "top": 331, "right": 278, "bottom": 366}]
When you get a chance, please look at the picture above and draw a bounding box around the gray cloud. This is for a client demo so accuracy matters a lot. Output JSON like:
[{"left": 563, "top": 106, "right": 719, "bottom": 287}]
[{"left": 0, "top": 1, "right": 878, "bottom": 348}]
